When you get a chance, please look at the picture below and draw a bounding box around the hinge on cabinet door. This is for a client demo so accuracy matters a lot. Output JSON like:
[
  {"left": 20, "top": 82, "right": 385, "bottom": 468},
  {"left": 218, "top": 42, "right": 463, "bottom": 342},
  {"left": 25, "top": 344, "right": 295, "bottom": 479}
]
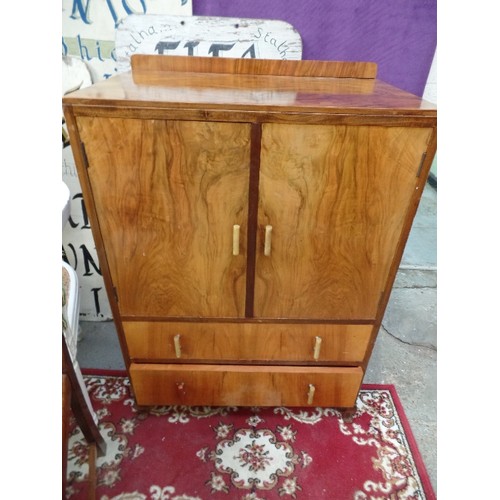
[
  {"left": 81, "top": 142, "right": 89, "bottom": 169},
  {"left": 377, "top": 291, "right": 385, "bottom": 313},
  {"left": 416, "top": 152, "right": 427, "bottom": 177},
  {"left": 113, "top": 286, "right": 119, "bottom": 303}
]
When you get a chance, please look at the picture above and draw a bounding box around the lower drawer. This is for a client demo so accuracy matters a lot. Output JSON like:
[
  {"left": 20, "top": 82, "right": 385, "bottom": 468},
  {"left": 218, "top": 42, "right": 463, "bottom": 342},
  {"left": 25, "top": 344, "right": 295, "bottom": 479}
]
[
  {"left": 129, "top": 363, "right": 363, "bottom": 408},
  {"left": 123, "top": 321, "right": 372, "bottom": 363}
]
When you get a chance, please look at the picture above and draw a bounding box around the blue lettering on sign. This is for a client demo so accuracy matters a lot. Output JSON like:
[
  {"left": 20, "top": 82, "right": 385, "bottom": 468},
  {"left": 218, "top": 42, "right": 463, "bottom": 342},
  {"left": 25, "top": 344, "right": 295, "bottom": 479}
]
[
  {"left": 150, "top": 41, "right": 257, "bottom": 59},
  {"left": 77, "top": 35, "right": 91, "bottom": 60},
  {"left": 241, "top": 44, "right": 256, "bottom": 59},
  {"left": 155, "top": 41, "right": 180, "bottom": 55},
  {"left": 69, "top": 0, "right": 148, "bottom": 28},
  {"left": 70, "top": 0, "right": 92, "bottom": 24},
  {"left": 208, "top": 43, "right": 235, "bottom": 57},
  {"left": 184, "top": 41, "right": 199, "bottom": 55}
]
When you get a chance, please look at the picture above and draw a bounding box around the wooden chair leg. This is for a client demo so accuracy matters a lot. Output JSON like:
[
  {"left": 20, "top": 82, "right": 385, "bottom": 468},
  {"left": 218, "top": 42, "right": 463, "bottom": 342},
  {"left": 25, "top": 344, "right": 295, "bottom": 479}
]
[
  {"left": 63, "top": 337, "right": 107, "bottom": 457},
  {"left": 87, "top": 443, "right": 97, "bottom": 500},
  {"left": 63, "top": 263, "right": 105, "bottom": 498},
  {"left": 63, "top": 336, "right": 106, "bottom": 498},
  {"left": 62, "top": 374, "right": 71, "bottom": 498}
]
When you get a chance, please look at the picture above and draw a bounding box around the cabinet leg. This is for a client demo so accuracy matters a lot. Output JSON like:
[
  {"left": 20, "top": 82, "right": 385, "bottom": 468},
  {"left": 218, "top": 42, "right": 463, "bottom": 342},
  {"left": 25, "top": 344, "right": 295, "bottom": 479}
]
[
  {"left": 339, "top": 406, "right": 357, "bottom": 423},
  {"left": 135, "top": 404, "right": 151, "bottom": 413}
]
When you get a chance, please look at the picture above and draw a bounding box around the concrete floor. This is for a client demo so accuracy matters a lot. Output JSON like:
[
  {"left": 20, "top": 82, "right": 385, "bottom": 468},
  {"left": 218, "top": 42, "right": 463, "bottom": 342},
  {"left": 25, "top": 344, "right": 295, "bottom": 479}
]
[{"left": 76, "top": 182, "right": 437, "bottom": 492}]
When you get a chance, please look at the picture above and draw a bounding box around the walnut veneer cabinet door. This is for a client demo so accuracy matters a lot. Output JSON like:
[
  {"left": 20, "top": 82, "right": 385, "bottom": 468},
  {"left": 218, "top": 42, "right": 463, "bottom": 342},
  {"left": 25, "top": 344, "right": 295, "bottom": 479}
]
[
  {"left": 255, "top": 123, "right": 432, "bottom": 320},
  {"left": 77, "top": 117, "right": 251, "bottom": 318}
]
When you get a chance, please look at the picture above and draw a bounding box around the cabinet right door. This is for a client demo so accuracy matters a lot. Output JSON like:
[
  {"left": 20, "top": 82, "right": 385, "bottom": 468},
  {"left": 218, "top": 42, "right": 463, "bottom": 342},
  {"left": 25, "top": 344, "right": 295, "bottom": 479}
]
[{"left": 254, "top": 123, "right": 433, "bottom": 320}]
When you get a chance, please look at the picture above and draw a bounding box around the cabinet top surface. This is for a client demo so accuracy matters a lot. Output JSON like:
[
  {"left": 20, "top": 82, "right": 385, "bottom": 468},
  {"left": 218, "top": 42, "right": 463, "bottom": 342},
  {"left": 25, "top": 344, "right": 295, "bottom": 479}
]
[{"left": 63, "top": 55, "right": 436, "bottom": 118}]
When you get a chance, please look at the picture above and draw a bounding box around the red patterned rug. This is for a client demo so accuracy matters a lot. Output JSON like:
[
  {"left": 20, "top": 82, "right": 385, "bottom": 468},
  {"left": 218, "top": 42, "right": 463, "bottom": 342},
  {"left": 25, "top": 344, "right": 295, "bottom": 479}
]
[{"left": 65, "top": 371, "right": 435, "bottom": 500}]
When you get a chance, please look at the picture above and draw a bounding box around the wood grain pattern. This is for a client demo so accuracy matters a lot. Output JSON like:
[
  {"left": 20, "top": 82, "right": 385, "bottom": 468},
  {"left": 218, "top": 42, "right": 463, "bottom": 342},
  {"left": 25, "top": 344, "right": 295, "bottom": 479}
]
[
  {"left": 255, "top": 123, "right": 433, "bottom": 320},
  {"left": 123, "top": 321, "right": 372, "bottom": 363},
  {"left": 131, "top": 54, "right": 377, "bottom": 79},
  {"left": 63, "top": 57, "right": 435, "bottom": 118},
  {"left": 130, "top": 363, "right": 363, "bottom": 407},
  {"left": 77, "top": 116, "right": 251, "bottom": 318}
]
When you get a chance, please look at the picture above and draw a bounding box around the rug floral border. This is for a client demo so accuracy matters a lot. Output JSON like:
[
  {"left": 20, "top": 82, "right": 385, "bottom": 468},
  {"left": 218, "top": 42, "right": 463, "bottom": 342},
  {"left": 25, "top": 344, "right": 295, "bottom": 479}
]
[{"left": 66, "top": 370, "right": 435, "bottom": 500}]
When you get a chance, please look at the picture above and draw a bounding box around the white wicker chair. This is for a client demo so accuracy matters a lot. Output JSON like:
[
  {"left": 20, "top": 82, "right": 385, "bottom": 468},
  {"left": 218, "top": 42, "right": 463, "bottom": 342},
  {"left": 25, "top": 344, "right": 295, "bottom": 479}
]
[{"left": 62, "top": 182, "right": 105, "bottom": 498}]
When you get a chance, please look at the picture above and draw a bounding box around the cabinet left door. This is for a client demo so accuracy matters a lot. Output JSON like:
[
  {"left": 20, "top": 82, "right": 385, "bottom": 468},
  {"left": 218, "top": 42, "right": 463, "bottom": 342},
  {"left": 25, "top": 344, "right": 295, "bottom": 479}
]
[{"left": 77, "top": 117, "right": 251, "bottom": 318}]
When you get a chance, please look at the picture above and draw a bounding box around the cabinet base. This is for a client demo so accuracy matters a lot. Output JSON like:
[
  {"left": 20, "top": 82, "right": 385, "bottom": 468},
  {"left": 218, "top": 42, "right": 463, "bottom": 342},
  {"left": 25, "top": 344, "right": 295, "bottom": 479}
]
[{"left": 129, "top": 363, "right": 363, "bottom": 408}]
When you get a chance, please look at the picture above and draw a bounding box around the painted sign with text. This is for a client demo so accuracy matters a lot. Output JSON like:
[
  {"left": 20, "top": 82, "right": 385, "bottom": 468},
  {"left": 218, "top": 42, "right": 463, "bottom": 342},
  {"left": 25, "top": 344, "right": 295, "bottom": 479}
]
[
  {"left": 115, "top": 14, "right": 302, "bottom": 73},
  {"left": 63, "top": 1, "right": 192, "bottom": 320},
  {"left": 62, "top": 0, "right": 192, "bottom": 81},
  {"left": 63, "top": 138, "right": 113, "bottom": 320}
]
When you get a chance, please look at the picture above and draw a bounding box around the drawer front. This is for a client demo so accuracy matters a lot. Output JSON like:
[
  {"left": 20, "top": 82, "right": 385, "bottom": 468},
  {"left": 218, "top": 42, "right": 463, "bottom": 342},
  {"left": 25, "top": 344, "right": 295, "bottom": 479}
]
[
  {"left": 123, "top": 321, "right": 372, "bottom": 363},
  {"left": 130, "top": 363, "right": 363, "bottom": 408}
]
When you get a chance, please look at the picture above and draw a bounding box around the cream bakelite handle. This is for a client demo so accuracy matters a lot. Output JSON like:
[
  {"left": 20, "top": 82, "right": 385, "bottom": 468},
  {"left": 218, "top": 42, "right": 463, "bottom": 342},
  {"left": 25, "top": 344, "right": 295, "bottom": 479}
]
[
  {"left": 307, "top": 384, "right": 316, "bottom": 404},
  {"left": 264, "top": 225, "right": 273, "bottom": 256},
  {"left": 174, "top": 334, "right": 182, "bottom": 358},
  {"left": 233, "top": 224, "right": 240, "bottom": 256},
  {"left": 313, "top": 336, "right": 322, "bottom": 361}
]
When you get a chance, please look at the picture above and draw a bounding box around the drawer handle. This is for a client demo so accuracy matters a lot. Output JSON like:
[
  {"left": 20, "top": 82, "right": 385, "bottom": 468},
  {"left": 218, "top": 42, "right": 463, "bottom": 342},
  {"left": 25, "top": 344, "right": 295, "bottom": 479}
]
[
  {"left": 174, "top": 334, "right": 182, "bottom": 358},
  {"left": 307, "top": 384, "right": 316, "bottom": 405},
  {"left": 313, "top": 336, "right": 322, "bottom": 360},
  {"left": 232, "top": 224, "right": 240, "bottom": 256},
  {"left": 264, "top": 225, "right": 273, "bottom": 256}
]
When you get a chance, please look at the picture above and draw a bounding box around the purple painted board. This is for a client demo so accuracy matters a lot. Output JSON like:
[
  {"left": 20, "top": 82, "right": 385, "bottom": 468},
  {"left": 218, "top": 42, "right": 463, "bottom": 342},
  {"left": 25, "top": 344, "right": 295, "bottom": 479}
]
[{"left": 192, "top": 0, "right": 436, "bottom": 97}]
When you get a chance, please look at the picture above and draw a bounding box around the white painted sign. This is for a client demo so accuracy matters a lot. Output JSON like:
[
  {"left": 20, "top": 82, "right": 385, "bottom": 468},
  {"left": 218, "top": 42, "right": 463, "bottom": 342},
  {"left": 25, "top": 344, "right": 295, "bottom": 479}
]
[
  {"left": 62, "top": 0, "right": 193, "bottom": 82},
  {"left": 115, "top": 14, "right": 302, "bottom": 73},
  {"left": 63, "top": 11, "right": 302, "bottom": 321},
  {"left": 63, "top": 1, "right": 192, "bottom": 320},
  {"left": 63, "top": 55, "right": 113, "bottom": 320},
  {"left": 63, "top": 136, "right": 112, "bottom": 320}
]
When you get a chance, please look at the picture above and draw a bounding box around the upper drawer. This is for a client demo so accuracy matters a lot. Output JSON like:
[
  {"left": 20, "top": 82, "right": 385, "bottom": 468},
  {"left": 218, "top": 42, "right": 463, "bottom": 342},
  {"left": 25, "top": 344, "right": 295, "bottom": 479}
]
[{"left": 123, "top": 321, "right": 372, "bottom": 364}]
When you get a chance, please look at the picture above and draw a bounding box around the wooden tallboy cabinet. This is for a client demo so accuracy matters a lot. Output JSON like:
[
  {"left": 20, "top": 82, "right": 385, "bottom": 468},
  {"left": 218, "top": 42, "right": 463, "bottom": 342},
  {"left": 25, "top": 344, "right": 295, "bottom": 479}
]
[{"left": 63, "top": 55, "right": 437, "bottom": 410}]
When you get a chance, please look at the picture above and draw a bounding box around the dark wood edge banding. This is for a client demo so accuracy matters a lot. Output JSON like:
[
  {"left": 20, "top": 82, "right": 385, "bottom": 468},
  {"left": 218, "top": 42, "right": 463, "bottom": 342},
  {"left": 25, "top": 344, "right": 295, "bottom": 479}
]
[{"left": 245, "top": 123, "right": 262, "bottom": 317}]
